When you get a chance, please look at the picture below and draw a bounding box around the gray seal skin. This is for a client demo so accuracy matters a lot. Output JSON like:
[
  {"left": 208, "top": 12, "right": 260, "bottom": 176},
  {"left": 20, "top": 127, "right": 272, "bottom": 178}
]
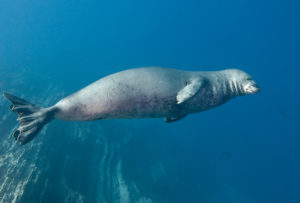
[{"left": 3, "top": 67, "right": 260, "bottom": 145}]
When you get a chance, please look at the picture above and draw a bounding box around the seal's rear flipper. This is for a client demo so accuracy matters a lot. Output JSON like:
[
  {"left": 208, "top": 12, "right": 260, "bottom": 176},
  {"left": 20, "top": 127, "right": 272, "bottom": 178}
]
[{"left": 3, "top": 92, "right": 56, "bottom": 145}]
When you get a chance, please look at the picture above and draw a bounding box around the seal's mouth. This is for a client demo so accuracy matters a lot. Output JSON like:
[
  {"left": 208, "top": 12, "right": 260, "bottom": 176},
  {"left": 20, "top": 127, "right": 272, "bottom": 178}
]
[
  {"left": 252, "top": 83, "right": 261, "bottom": 93},
  {"left": 246, "top": 83, "right": 261, "bottom": 94}
]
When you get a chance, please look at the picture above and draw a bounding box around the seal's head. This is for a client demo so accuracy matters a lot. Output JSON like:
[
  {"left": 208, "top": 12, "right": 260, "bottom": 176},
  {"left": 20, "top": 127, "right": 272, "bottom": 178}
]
[{"left": 223, "top": 69, "right": 261, "bottom": 96}]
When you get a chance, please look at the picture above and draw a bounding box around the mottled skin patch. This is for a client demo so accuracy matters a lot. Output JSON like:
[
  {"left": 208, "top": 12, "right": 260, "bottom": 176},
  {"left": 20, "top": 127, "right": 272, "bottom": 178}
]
[{"left": 54, "top": 67, "right": 260, "bottom": 122}]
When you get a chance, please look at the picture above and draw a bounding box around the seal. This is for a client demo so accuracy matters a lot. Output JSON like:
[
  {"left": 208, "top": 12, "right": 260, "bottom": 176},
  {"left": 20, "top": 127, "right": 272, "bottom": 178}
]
[{"left": 3, "top": 67, "right": 260, "bottom": 145}]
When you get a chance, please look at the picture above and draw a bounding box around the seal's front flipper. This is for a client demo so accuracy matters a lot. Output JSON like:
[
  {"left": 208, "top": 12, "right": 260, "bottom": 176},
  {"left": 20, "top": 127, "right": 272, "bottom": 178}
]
[
  {"left": 176, "top": 77, "right": 204, "bottom": 104},
  {"left": 3, "top": 92, "right": 56, "bottom": 145},
  {"left": 164, "top": 114, "right": 187, "bottom": 123}
]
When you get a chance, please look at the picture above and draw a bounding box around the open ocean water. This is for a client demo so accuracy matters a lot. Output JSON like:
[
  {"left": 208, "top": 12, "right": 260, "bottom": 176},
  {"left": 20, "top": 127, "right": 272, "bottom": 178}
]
[{"left": 0, "top": 0, "right": 299, "bottom": 202}]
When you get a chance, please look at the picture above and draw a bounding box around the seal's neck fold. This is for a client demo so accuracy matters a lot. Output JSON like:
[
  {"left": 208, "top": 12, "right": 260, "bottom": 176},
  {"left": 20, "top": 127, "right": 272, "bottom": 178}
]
[
  {"left": 227, "top": 80, "right": 243, "bottom": 97},
  {"left": 218, "top": 72, "right": 243, "bottom": 98}
]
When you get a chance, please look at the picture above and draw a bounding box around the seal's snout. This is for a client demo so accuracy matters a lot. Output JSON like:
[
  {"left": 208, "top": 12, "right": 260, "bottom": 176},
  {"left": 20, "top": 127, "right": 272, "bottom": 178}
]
[
  {"left": 252, "top": 83, "right": 261, "bottom": 93},
  {"left": 245, "top": 81, "right": 261, "bottom": 94}
]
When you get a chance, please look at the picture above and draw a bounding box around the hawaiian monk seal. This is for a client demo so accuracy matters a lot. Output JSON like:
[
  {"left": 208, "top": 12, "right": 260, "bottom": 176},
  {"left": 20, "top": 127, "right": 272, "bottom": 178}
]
[{"left": 3, "top": 67, "right": 260, "bottom": 145}]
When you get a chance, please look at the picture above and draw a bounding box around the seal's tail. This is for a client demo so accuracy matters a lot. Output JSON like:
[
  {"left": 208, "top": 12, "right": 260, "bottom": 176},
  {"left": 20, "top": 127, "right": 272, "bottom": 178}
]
[{"left": 3, "top": 92, "right": 56, "bottom": 145}]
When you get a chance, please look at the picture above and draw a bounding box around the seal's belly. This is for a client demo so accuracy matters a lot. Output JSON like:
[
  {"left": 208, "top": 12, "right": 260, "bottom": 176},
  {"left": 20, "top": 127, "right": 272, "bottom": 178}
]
[{"left": 102, "top": 95, "right": 176, "bottom": 119}]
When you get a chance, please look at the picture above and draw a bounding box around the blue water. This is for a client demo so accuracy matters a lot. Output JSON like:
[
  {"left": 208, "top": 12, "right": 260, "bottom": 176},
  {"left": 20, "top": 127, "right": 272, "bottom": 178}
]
[{"left": 0, "top": 0, "right": 299, "bottom": 202}]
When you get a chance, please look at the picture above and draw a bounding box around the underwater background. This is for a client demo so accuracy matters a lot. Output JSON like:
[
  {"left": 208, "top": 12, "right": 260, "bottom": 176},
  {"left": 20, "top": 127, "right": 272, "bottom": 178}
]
[{"left": 0, "top": 0, "right": 299, "bottom": 202}]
